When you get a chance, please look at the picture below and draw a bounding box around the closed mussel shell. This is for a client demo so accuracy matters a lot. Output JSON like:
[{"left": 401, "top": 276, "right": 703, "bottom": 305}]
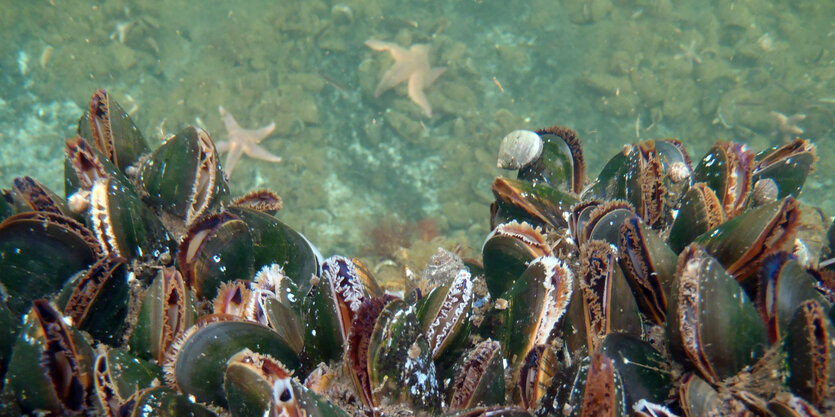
[
  {"left": 600, "top": 333, "right": 672, "bottom": 407},
  {"left": 751, "top": 139, "right": 817, "bottom": 201},
  {"left": 88, "top": 175, "right": 174, "bottom": 264},
  {"left": 490, "top": 177, "right": 577, "bottom": 230},
  {"left": 129, "top": 267, "right": 197, "bottom": 362},
  {"left": 667, "top": 244, "right": 769, "bottom": 384},
  {"left": 0, "top": 302, "right": 20, "bottom": 384},
  {"left": 767, "top": 392, "right": 825, "bottom": 417},
  {"left": 757, "top": 253, "right": 831, "bottom": 343},
  {"left": 179, "top": 212, "right": 255, "bottom": 300},
  {"left": 566, "top": 352, "right": 626, "bottom": 417},
  {"left": 618, "top": 216, "right": 677, "bottom": 324},
  {"left": 230, "top": 206, "right": 321, "bottom": 294},
  {"left": 582, "top": 146, "right": 631, "bottom": 202},
  {"left": 504, "top": 256, "right": 573, "bottom": 368},
  {"left": 0, "top": 193, "right": 12, "bottom": 222},
  {"left": 120, "top": 386, "right": 217, "bottom": 417},
  {"left": 138, "top": 126, "right": 229, "bottom": 231},
  {"left": 482, "top": 221, "right": 551, "bottom": 299},
  {"left": 581, "top": 200, "right": 635, "bottom": 248},
  {"left": 2, "top": 299, "right": 95, "bottom": 415},
  {"left": 447, "top": 339, "right": 505, "bottom": 411},
  {"left": 79, "top": 89, "right": 150, "bottom": 173},
  {"left": 667, "top": 183, "right": 723, "bottom": 253},
  {"left": 784, "top": 299, "right": 835, "bottom": 410},
  {"left": 163, "top": 315, "right": 300, "bottom": 407},
  {"left": 0, "top": 211, "right": 99, "bottom": 314},
  {"left": 443, "top": 406, "right": 534, "bottom": 417}
]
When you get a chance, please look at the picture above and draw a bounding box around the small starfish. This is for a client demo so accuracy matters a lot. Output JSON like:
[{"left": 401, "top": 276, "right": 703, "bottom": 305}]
[
  {"left": 215, "top": 106, "right": 281, "bottom": 177},
  {"left": 365, "top": 39, "right": 446, "bottom": 118},
  {"left": 675, "top": 40, "right": 703, "bottom": 69},
  {"left": 770, "top": 111, "right": 806, "bottom": 141},
  {"left": 110, "top": 21, "right": 135, "bottom": 44}
]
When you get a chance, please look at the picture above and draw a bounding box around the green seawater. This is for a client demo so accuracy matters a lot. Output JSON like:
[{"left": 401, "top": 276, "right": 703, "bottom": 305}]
[{"left": 0, "top": 0, "right": 832, "bottom": 258}]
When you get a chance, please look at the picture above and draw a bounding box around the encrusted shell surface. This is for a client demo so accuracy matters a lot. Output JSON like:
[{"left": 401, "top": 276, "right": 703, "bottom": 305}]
[{"left": 497, "top": 130, "right": 543, "bottom": 170}]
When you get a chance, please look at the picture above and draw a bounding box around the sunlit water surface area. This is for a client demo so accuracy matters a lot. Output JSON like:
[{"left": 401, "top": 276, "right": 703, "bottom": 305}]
[{"left": 1, "top": 0, "right": 833, "bottom": 263}]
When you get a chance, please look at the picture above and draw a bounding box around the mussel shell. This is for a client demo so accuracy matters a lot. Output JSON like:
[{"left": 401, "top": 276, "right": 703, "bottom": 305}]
[
  {"left": 784, "top": 299, "right": 835, "bottom": 409},
  {"left": 757, "top": 253, "right": 830, "bottom": 343},
  {"left": 165, "top": 316, "right": 300, "bottom": 407},
  {"left": 504, "top": 256, "right": 573, "bottom": 368},
  {"left": 3, "top": 299, "right": 95, "bottom": 415},
  {"left": 516, "top": 344, "right": 559, "bottom": 411},
  {"left": 6, "top": 176, "right": 72, "bottom": 217},
  {"left": 566, "top": 353, "right": 626, "bottom": 417},
  {"left": 138, "top": 126, "right": 229, "bottom": 230},
  {"left": 618, "top": 216, "right": 677, "bottom": 324},
  {"left": 667, "top": 244, "right": 769, "bottom": 384},
  {"left": 767, "top": 392, "right": 824, "bottom": 417},
  {"left": 119, "top": 386, "right": 217, "bottom": 417},
  {"left": 128, "top": 267, "right": 197, "bottom": 362},
  {"left": 751, "top": 139, "right": 817, "bottom": 200},
  {"left": 447, "top": 339, "right": 505, "bottom": 411},
  {"left": 692, "top": 141, "right": 754, "bottom": 219},
  {"left": 417, "top": 268, "right": 473, "bottom": 367},
  {"left": 667, "top": 183, "right": 723, "bottom": 253},
  {"left": 580, "top": 200, "right": 635, "bottom": 247},
  {"left": 229, "top": 206, "right": 321, "bottom": 295},
  {"left": 78, "top": 89, "right": 150, "bottom": 173},
  {"left": 59, "top": 257, "right": 131, "bottom": 345},
  {"left": 178, "top": 212, "right": 255, "bottom": 300},
  {"left": 517, "top": 125, "right": 586, "bottom": 194},
  {"left": 600, "top": 333, "right": 671, "bottom": 407},
  {"left": 482, "top": 221, "right": 551, "bottom": 299},
  {"left": 490, "top": 177, "right": 577, "bottom": 230},
  {"left": 0, "top": 193, "right": 12, "bottom": 222},
  {"left": 0, "top": 211, "right": 99, "bottom": 314},
  {"left": 93, "top": 347, "right": 163, "bottom": 413}
]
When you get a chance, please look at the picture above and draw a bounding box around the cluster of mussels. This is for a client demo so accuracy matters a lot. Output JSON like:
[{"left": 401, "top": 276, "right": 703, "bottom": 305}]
[{"left": 0, "top": 90, "right": 833, "bottom": 417}]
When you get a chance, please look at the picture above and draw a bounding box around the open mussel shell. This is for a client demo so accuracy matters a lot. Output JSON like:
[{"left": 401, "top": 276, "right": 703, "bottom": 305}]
[
  {"left": 579, "top": 200, "right": 635, "bottom": 248},
  {"left": 416, "top": 267, "right": 473, "bottom": 371},
  {"left": 88, "top": 175, "right": 174, "bottom": 264},
  {"left": 443, "top": 406, "right": 534, "bottom": 417},
  {"left": 751, "top": 139, "right": 817, "bottom": 201},
  {"left": 229, "top": 206, "right": 321, "bottom": 294},
  {"left": 515, "top": 125, "right": 586, "bottom": 194},
  {"left": 767, "top": 392, "right": 825, "bottom": 417},
  {"left": 5, "top": 176, "right": 75, "bottom": 219},
  {"left": 490, "top": 177, "right": 577, "bottom": 230},
  {"left": 120, "top": 386, "right": 217, "bottom": 416},
  {"left": 566, "top": 352, "right": 626, "bottom": 417},
  {"left": 57, "top": 257, "right": 131, "bottom": 345},
  {"left": 138, "top": 126, "right": 230, "bottom": 231},
  {"left": 784, "top": 299, "right": 835, "bottom": 410},
  {"left": 78, "top": 89, "right": 150, "bottom": 174},
  {"left": 2, "top": 299, "right": 95, "bottom": 415},
  {"left": 678, "top": 372, "right": 749, "bottom": 417},
  {"left": 128, "top": 267, "right": 197, "bottom": 362},
  {"left": 577, "top": 240, "right": 643, "bottom": 352},
  {"left": 178, "top": 212, "right": 255, "bottom": 300},
  {"left": 93, "top": 347, "right": 164, "bottom": 414},
  {"left": 695, "top": 197, "right": 826, "bottom": 286},
  {"left": 757, "top": 252, "right": 831, "bottom": 342},
  {"left": 346, "top": 296, "right": 441, "bottom": 413},
  {"left": 224, "top": 349, "right": 349, "bottom": 417},
  {"left": 164, "top": 315, "right": 300, "bottom": 407},
  {"left": 447, "top": 339, "right": 505, "bottom": 411},
  {"left": 692, "top": 141, "right": 755, "bottom": 219},
  {"left": 667, "top": 244, "right": 769, "bottom": 384},
  {"left": 0, "top": 211, "right": 99, "bottom": 314},
  {"left": 515, "top": 344, "right": 560, "bottom": 411},
  {"left": 304, "top": 255, "right": 376, "bottom": 365},
  {"left": 618, "top": 216, "right": 677, "bottom": 324},
  {"left": 482, "top": 220, "right": 551, "bottom": 299},
  {"left": 504, "top": 256, "right": 573, "bottom": 368},
  {"left": 667, "top": 182, "right": 723, "bottom": 253},
  {"left": 600, "top": 333, "right": 672, "bottom": 408}
]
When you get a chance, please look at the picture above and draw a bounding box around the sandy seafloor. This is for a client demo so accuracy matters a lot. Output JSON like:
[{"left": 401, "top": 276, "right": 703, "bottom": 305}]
[{"left": 0, "top": 0, "right": 833, "bottom": 263}]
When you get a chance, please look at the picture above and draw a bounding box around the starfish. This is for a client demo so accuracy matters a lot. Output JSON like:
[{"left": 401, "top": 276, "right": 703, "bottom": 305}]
[
  {"left": 770, "top": 110, "right": 806, "bottom": 141},
  {"left": 215, "top": 106, "right": 281, "bottom": 177},
  {"left": 675, "top": 40, "right": 703, "bottom": 69},
  {"left": 365, "top": 39, "right": 446, "bottom": 118}
]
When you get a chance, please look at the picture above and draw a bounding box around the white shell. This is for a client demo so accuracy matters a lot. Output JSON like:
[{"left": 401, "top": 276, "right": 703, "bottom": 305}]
[{"left": 497, "top": 129, "right": 543, "bottom": 170}]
